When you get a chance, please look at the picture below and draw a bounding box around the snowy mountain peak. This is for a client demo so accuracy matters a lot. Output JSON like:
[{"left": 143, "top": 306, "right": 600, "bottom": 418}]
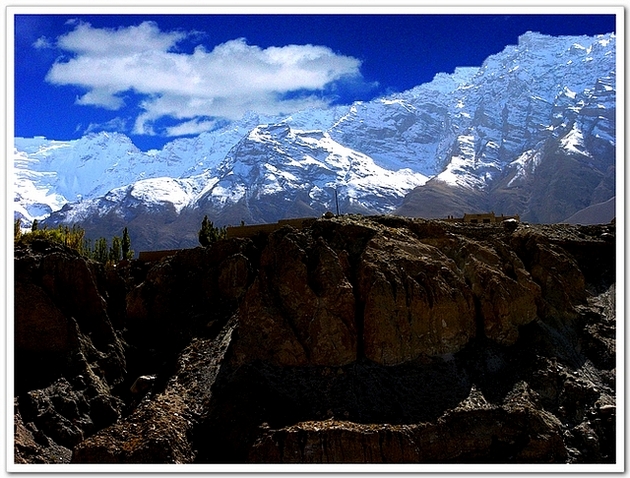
[
  {"left": 15, "top": 31, "right": 616, "bottom": 249},
  {"left": 205, "top": 123, "right": 428, "bottom": 217}
]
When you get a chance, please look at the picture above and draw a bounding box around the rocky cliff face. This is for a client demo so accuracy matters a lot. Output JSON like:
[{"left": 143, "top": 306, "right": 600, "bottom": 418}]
[{"left": 13, "top": 215, "right": 616, "bottom": 465}]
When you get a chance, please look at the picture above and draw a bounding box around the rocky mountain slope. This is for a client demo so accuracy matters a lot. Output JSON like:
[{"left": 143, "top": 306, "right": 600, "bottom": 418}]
[
  {"left": 13, "top": 31, "right": 616, "bottom": 252},
  {"left": 14, "top": 215, "right": 616, "bottom": 466},
  {"left": 395, "top": 31, "right": 616, "bottom": 223}
]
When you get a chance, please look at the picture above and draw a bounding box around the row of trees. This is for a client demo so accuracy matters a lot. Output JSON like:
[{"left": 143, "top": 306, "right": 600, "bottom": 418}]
[
  {"left": 14, "top": 218, "right": 133, "bottom": 265},
  {"left": 15, "top": 213, "right": 226, "bottom": 261},
  {"left": 85, "top": 229, "right": 133, "bottom": 264}
]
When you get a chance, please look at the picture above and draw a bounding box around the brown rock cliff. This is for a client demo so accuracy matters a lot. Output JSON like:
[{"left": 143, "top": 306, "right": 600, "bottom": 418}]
[{"left": 13, "top": 216, "right": 616, "bottom": 465}]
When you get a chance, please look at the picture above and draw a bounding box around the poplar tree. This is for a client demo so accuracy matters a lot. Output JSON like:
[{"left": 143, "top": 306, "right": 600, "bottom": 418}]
[
  {"left": 94, "top": 238, "right": 109, "bottom": 264},
  {"left": 122, "top": 227, "right": 133, "bottom": 260},
  {"left": 110, "top": 236, "right": 122, "bottom": 263},
  {"left": 199, "top": 215, "right": 214, "bottom": 247},
  {"left": 14, "top": 218, "right": 22, "bottom": 241}
]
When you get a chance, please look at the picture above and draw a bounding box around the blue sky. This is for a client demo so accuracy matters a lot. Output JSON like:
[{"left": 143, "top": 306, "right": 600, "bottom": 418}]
[{"left": 13, "top": 11, "right": 616, "bottom": 151}]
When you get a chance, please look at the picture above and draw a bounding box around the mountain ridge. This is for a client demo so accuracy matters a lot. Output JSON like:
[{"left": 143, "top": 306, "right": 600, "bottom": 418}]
[{"left": 14, "top": 31, "right": 616, "bottom": 251}]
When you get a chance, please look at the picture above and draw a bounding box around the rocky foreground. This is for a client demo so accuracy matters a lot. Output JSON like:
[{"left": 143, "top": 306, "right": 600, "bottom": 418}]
[{"left": 13, "top": 215, "right": 616, "bottom": 465}]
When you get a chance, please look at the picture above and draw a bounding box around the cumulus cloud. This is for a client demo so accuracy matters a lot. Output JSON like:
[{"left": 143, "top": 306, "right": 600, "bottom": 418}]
[{"left": 45, "top": 21, "right": 364, "bottom": 137}]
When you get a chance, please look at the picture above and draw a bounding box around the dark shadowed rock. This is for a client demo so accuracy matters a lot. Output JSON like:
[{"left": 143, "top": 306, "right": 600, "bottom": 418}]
[
  {"left": 40, "top": 252, "right": 120, "bottom": 352},
  {"left": 13, "top": 218, "right": 616, "bottom": 465},
  {"left": 125, "top": 238, "right": 255, "bottom": 355},
  {"left": 510, "top": 227, "right": 588, "bottom": 322},
  {"left": 14, "top": 398, "right": 73, "bottom": 464},
  {"left": 13, "top": 242, "right": 128, "bottom": 464},
  {"left": 14, "top": 281, "right": 77, "bottom": 354},
  {"left": 249, "top": 383, "right": 567, "bottom": 463},
  {"left": 73, "top": 323, "right": 236, "bottom": 464}
]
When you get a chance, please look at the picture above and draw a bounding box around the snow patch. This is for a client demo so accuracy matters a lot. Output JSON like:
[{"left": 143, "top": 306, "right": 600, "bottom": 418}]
[
  {"left": 560, "top": 124, "right": 591, "bottom": 157},
  {"left": 507, "top": 150, "right": 542, "bottom": 187},
  {"left": 128, "top": 177, "right": 194, "bottom": 213}
]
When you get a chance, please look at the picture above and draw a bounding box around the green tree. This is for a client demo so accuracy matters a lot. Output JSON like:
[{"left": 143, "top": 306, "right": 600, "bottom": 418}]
[
  {"left": 122, "top": 227, "right": 133, "bottom": 260},
  {"left": 14, "top": 218, "right": 22, "bottom": 241},
  {"left": 199, "top": 215, "right": 213, "bottom": 246},
  {"left": 67, "top": 225, "right": 85, "bottom": 254},
  {"left": 198, "top": 215, "right": 226, "bottom": 246},
  {"left": 14, "top": 223, "right": 123, "bottom": 264},
  {"left": 83, "top": 238, "right": 93, "bottom": 260},
  {"left": 110, "top": 236, "right": 122, "bottom": 263},
  {"left": 94, "top": 237, "right": 109, "bottom": 264}
]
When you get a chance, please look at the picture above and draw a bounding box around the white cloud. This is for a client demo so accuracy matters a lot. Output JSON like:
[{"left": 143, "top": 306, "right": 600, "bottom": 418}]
[
  {"left": 33, "top": 36, "right": 53, "bottom": 49},
  {"left": 56, "top": 21, "right": 186, "bottom": 57},
  {"left": 164, "top": 119, "right": 218, "bottom": 137},
  {"left": 84, "top": 117, "right": 129, "bottom": 135},
  {"left": 45, "top": 21, "right": 364, "bottom": 137},
  {"left": 75, "top": 88, "right": 126, "bottom": 110}
]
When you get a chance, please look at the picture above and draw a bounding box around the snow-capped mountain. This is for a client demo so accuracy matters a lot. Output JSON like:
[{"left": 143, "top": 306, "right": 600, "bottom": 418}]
[
  {"left": 38, "top": 125, "right": 429, "bottom": 250},
  {"left": 197, "top": 124, "right": 428, "bottom": 219},
  {"left": 14, "top": 31, "right": 616, "bottom": 251},
  {"left": 13, "top": 113, "right": 270, "bottom": 224},
  {"left": 397, "top": 32, "right": 616, "bottom": 223}
]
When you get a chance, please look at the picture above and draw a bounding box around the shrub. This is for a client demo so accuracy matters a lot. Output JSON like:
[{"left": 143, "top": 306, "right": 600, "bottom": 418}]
[
  {"left": 198, "top": 215, "right": 226, "bottom": 246},
  {"left": 18, "top": 225, "right": 83, "bottom": 252}
]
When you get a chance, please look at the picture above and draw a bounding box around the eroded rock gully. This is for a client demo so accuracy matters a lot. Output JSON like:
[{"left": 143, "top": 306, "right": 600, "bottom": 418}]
[{"left": 13, "top": 216, "right": 616, "bottom": 465}]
